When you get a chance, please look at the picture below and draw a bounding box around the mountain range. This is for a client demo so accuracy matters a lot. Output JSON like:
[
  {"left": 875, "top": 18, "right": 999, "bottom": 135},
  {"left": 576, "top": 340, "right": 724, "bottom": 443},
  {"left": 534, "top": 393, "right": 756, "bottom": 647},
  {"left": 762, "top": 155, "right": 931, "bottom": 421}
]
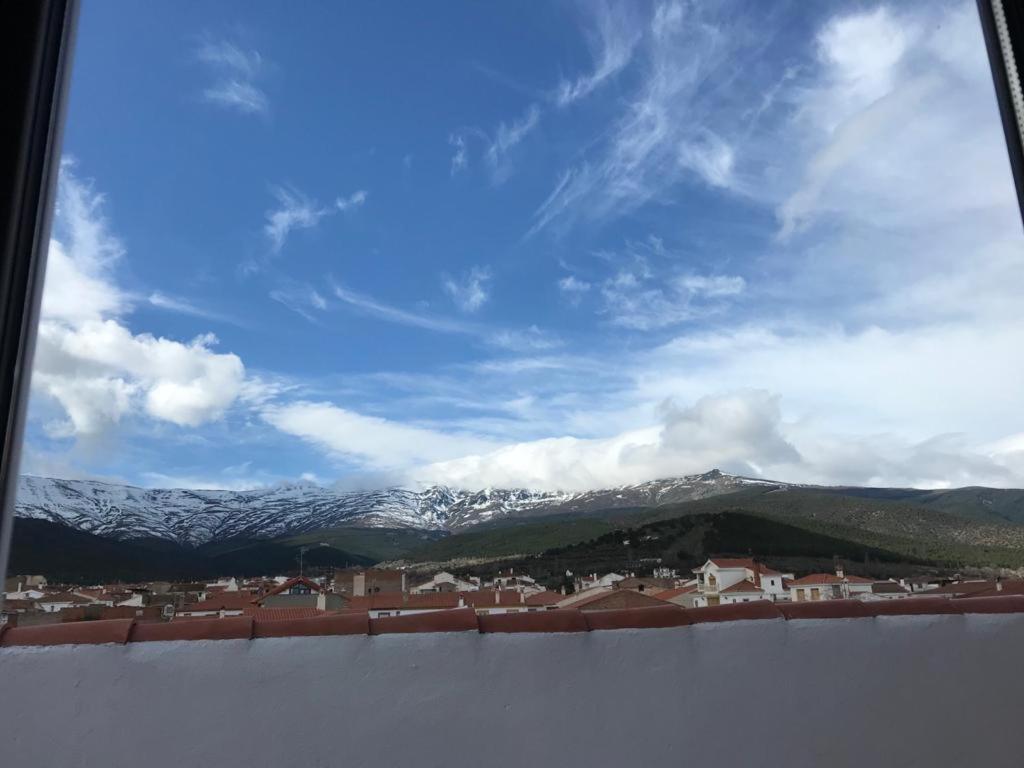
[
  {"left": 11, "top": 470, "right": 1024, "bottom": 583},
  {"left": 14, "top": 470, "right": 774, "bottom": 545}
]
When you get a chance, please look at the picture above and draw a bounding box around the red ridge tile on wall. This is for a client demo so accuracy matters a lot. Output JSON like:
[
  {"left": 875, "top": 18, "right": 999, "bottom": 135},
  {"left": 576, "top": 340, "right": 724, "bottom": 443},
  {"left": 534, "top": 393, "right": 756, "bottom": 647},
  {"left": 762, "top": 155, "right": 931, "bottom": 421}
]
[
  {"left": 863, "top": 598, "right": 961, "bottom": 617},
  {"left": 583, "top": 605, "right": 692, "bottom": 631},
  {"left": 255, "top": 612, "right": 370, "bottom": 638},
  {"left": 369, "top": 607, "right": 479, "bottom": 635},
  {"left": 777, "top": 599, "right": 873, "bottom": 620},
  {"left": 686, "top": 600, "right": 783, "bottom": 624},
  {"left": 478, "top": 608, "right": 589, "bottom": 634},
  {"left": 129, "top": 616, "right": 253, "bottom": 642},
  {"left": 1, "top": 618, "right": 134, "bottom": 647},
  {"left": 948, "top": 595, "right": 1024, "bottom": 614}
]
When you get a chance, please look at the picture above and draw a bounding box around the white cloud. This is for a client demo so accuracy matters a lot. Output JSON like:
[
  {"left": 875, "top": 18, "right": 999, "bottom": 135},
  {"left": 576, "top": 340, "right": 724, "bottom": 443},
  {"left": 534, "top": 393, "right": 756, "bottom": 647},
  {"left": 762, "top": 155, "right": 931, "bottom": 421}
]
[
  {"left": 262, "top": 185, "right": 366, "bottom": 254},
  {"left": 449, "top": 134, "right": 468, "bottom": 175},
  {"left": 264, "top": 186, "right": 331, "bottom": 253},
  {"left": 147, "top": 292, "right": 239, "bottom": 325},
  {"left": 418, "top": 390, "right": 800, "bottom": 491},
  {"left": 531, "top": 1, "right": 743, "bottom": 234},
  {"left": 196, "top": 39, "right": 269, "bottom": 115},
  {"left": 32, "top": 167, "right": 246, "bottom": 439},
  {"left": 556, "top": 2, "right": 640, "bottom": 106},
  {"left": 678, "top": 275, "right": 745, "bottom": 298},
  {"left": 558, "top": 275, "right": 592, "bottom": 305},
  {"left": 269, "top": 284, "right": 329, "bottom": 323},
  {"left": 262, "top": 401, "right": 497, "bottom": 469},
  {"left": 598, "top": 258, "right": 745, "bottom": 330},
  {"left": 443, "top": 266, "right": 491, "bottom": 313},
  {"left": 336, "top": 189, "right": 367, "bottom": 212},
  {"left": 333, "top": 282, "right": 475, "bottom": 335}
]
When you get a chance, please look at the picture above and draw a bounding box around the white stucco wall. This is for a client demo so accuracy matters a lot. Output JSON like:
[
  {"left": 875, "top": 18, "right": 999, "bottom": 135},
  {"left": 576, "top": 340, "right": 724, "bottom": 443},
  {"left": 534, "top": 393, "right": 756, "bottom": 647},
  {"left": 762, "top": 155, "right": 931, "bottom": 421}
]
[{"left": 2, "top": 613, "right": 1024, "bottom": 767}]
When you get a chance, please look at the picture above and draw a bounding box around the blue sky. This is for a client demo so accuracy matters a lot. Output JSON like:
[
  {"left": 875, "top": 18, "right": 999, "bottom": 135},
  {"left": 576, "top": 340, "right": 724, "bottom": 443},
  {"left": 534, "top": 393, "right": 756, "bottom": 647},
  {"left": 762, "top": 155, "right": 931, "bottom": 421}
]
[{"left": 20, "top": 0, "right": 1024, "bottom": 491}]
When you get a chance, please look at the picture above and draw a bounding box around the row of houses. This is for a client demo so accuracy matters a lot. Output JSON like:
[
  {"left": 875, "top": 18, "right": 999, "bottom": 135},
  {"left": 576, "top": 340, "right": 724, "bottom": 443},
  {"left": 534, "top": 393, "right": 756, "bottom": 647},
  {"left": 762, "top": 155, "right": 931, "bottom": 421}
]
[{"left": 6, "top": 561, "right": 1022, "bottom": 627}]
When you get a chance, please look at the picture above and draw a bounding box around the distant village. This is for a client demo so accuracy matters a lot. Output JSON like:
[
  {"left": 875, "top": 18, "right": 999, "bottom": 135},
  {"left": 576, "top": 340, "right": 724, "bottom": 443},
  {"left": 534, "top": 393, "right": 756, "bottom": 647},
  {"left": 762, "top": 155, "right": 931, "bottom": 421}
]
[{"left": 3, "top": 557, "right": 1021, "bottom": 628}]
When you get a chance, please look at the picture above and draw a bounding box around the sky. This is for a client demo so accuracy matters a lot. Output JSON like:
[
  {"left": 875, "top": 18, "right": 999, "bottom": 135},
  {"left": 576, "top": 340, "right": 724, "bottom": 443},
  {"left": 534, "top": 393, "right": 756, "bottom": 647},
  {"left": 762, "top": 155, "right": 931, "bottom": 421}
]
[{"left": 19, "top": 0, "right": 1024, "bottom": 492}]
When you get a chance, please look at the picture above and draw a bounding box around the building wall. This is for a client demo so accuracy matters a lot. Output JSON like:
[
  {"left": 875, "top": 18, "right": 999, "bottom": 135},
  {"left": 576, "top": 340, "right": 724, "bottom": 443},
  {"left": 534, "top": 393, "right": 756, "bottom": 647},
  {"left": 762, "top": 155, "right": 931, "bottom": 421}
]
[{"left": 2, "top": 614, "right": 1024, "bottom": 767}]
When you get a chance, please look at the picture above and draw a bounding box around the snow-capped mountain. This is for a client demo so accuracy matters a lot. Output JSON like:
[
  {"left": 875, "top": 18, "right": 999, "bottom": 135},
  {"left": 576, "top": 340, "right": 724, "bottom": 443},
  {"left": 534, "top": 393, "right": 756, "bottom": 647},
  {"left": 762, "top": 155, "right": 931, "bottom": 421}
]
[{"left": 15, "top": 470, "right": 780, "bottom": 546}]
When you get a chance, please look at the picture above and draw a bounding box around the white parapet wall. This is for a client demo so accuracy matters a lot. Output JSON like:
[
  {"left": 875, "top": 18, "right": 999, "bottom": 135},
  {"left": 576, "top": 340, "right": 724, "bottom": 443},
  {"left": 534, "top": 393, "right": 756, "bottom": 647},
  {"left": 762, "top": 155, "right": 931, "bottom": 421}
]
[{"left": 2, "top": 613, "right": 1024, "bottom": 767}]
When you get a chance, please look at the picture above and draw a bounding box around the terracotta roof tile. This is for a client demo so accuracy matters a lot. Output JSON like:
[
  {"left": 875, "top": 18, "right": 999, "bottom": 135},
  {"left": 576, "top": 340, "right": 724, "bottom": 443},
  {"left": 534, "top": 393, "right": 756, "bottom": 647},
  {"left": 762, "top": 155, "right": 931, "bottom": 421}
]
[
  {"left": 254, "top": 611, "right": 370, "bottom": 638},
  {"left": 686, "top": 601, "right": 782, "bottom": 624},
  {"left": 583, "top": 605, "right": 690, "bottom": 631},
  {"left": 705, "top": 558, "right": 757, "bottom": 569},
  {"left": 260, "top": 576, "right": 322, "bottom": 598},
  {"left": 370, "top": 607, "right": 479, "bottom": 635},
  {"left": 720, "top": 579, "right": 763, "bottom": 594},
  {"left": 788, "top": 574, "right": 845, "bottom": 586},
  {"left": 568, "top": 590, "right": 670, "bottom": 611},
  {"left": 4, "top": 596, "right": 1024, "bottom": 646},
  {"left": 349, "top": 592, "right": 461, "bottom": 611},
  {"left": 654, "top": 586, "right": 699, "bottom": 599},
  {"left": 478, "top": 608, "right": 588, "bottom": 634},
  {"left": 179, "top": 592, "right": 260, "bottom": 612}
]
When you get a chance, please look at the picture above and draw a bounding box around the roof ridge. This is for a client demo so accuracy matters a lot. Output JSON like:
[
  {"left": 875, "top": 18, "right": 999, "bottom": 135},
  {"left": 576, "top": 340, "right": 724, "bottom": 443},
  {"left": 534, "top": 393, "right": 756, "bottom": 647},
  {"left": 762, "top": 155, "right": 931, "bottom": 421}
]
[{"left": 3, "top": 596, "right": 1024, "bottom": 647}]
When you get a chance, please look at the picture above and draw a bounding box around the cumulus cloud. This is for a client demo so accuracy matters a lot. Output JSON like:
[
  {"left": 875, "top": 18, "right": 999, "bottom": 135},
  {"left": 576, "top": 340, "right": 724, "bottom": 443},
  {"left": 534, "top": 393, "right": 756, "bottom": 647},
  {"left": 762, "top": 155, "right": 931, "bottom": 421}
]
[
  {"left": 417, "top": 390, "right": 800, "bottom": 491},
  {"left": 196, "top": 39, "right": 269, "bottom": 115},
  {"left": 443, "top": 266, "right": 491, "bottom": 313},
  {"left": 32, "top": 167, "right": 245, "bottom": 439}
]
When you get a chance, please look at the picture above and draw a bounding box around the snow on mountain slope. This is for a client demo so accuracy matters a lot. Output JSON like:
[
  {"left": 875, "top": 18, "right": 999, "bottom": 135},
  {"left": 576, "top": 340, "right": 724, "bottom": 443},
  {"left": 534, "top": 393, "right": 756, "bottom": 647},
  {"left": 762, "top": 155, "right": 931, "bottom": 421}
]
[{"left": 15, "top": 470, "right": 778, "bottom": 546}]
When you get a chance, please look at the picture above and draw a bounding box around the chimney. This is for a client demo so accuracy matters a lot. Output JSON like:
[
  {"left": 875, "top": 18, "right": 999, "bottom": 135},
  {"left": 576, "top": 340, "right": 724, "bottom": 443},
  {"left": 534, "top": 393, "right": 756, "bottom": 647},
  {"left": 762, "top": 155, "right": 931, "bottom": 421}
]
[
  {"left": 520, "top": 592, "right": 525, "bottom": 604},
  {"left": 835, "top": 562, "right": 845, "bottom": 579},
  {"left": 495, "top": 591, "right": 500, "bottom": 605},
  {"left": 316, "top": 591, "right": 327, "bottom": 611},
  {"left": 401, "top": 572, "right": 407, "bottom": 593},
  {"left": 997, "top": 577, "right": 1003, "bottom": 593}
]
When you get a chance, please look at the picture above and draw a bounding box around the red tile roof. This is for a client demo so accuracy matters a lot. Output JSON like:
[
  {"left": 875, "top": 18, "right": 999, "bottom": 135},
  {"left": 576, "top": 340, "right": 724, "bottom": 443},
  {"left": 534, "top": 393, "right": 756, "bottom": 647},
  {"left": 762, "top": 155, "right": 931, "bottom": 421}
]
[
  {"left": 930, "top": 580, "right": 995, "bottom": 596},
  {"left": 460, "top": 590, "right": 512, "bottom": 608},
  {"left": 569, "top": 590, "right": 670, "bottom": 611},
  {"left": 37, "top": 592, "right": 93, "bottom": 605},
  {"left": 955, "top": 580, "right": 1024, "bottom": 599},
  {"left": 652, "top": 586, "right": 698, "bottom": 601},
  {"left": 788, "top": 574, "right": 844, "bottom": 586},
  {"left": 705, "top": 558, "right": 757, "bottom": 569},
  {"left": 179, "top": 592, "right": 259, "bottom": 612},
  {"left": 842, "top": 575, "right": 876, "bottom": 584},
  {"left": 4, "top": 596, "right": 1024, "bottom": 646},
  {"left": 348, "top": 592, "right": 461, "bottom": 611},
  {"left": 720, "top": 580, "right": 764, "bottom": 594},
  {"left": 524, "top": 591, "right": 564, "bottom": 606},
  {"left": 261, "top": 576, "right": 322, "bottom": 598}
]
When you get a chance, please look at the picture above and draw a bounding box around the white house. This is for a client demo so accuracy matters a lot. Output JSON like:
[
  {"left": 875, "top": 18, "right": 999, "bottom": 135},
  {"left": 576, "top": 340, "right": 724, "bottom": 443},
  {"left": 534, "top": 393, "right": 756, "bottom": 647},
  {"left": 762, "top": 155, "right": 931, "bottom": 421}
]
[
  {"left": 574, "top": 572, "right": 625, "bottom": 593},
  {"left": 36, "top": 592, "right": 94, "bottom": 613},
  {"left": 718, "top": 580, "right": 767, "bottom": 604},
  {"left": 692, "top": 558, "right": 795, "bottom": 607},
  {"left": 788, "top": 567, "right": 875, "bottom": 602},
  {"left": 411, "top": 572, "right": 478, "bottom": 593}
]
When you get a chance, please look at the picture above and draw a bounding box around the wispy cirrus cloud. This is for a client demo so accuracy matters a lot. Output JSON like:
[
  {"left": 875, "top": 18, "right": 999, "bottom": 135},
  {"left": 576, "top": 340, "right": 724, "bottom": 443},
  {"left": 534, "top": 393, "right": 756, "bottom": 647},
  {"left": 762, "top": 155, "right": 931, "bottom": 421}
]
[
  {"left": 263, "top": 185, "right": 367, "bottom": 255},
  {"left": 556, "top": 1, "right": 641, "bottom": 106},
  {"left": 196, "top": 38, "right": 269, "bottom": 116},
  {"left": 558, "top": 275, "right": 592, "bottom": 306},
  {"left": 147, "top": 291, "right": 242, "bottom": 326}
]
